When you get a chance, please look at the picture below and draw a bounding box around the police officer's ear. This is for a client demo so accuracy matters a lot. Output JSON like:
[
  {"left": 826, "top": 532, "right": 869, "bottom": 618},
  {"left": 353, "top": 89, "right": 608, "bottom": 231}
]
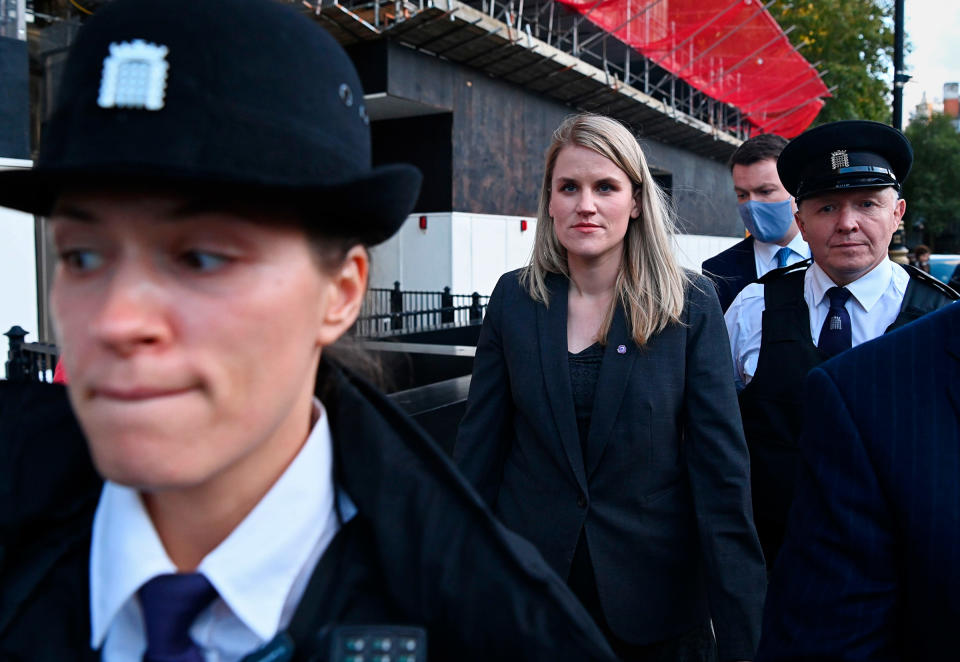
[
  {"left": 316, "top": 244, "right": 369, "bottom": 348},
  {"left": 892, "top": 195, "right": 906, "bottom": 224},
  {"left": 881, "top": 189, "right": 907, "bottom": 236}
]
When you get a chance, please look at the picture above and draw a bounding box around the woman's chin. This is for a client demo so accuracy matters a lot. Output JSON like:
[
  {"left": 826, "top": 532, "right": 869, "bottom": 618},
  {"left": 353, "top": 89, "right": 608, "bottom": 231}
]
[{"left": 87, "top": 433, "right": 209, "bottom": 491}]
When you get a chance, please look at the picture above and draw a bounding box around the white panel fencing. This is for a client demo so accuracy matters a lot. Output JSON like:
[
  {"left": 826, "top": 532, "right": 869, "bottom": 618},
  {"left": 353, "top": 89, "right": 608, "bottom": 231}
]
[{"left": 367, "top": 212, "right": 743, "bottom": 297}]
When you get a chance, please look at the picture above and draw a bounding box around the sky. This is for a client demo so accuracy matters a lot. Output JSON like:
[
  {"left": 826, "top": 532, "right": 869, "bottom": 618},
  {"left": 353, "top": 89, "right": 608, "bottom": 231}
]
[{"left": 902, "top": 2, "right": 960, "bottom": 115}]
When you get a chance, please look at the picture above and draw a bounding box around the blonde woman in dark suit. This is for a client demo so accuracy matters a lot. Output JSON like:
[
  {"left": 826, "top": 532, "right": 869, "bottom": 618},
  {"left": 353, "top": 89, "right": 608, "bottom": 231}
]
[{"left": 455, "top": 114, "right": 766, "bottom": 662}]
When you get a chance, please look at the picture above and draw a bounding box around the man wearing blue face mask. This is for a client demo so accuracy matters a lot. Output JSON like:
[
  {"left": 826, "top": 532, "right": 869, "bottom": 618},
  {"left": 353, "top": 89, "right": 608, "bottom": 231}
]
[
  {"left": 724, "top": 121, "right": 957, "bottom": 568},
  {"left": 703, "top": 134, "right": 811, "bottom": 312}
]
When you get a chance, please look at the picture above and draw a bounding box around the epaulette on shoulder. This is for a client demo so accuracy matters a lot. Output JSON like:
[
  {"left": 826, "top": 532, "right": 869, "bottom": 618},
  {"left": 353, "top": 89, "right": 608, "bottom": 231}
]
[
  {"left": 901, "top": 263, "right": 960, "bottom": 300},
  {"left": 756, "top": 257, "right": 813, "bottom": 285}
]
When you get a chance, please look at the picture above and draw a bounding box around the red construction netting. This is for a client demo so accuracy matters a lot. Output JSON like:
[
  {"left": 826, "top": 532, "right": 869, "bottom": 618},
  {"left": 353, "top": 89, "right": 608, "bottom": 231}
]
[{"left": 555, "top": 0, "right": 829, "bottom": 137}]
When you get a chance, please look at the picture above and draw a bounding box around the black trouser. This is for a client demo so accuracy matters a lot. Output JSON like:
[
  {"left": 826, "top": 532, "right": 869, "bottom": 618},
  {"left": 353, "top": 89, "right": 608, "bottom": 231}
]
[{"left": 567, "top": 530, "right": 718, "bottom": 662}]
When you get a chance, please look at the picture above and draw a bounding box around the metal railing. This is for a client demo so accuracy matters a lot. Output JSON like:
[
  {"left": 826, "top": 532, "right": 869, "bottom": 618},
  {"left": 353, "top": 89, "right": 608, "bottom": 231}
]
[
  {"left": 354, "top": 281, "right": 489, "bottom": 337},
  {"left": 3, "top": 279, "right": 490, "bottom": 381},
  {"left": 323, "top": 0, "right": 751, "bottom": 140},
  {"left": 4, "top": 326, "right": 59, "bottom": 382}
]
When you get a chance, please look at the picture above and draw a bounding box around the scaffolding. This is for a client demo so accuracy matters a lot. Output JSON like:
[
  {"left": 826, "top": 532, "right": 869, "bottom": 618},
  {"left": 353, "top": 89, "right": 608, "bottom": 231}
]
[
  {"left": 306, "top": 0, "right": 829, "bottom": 150},
  {"left": 17, "top": 0, "right": 831, "bottom": 156},
  {"left": 553, "top": 0, "right": 829, "bottom": 137}
]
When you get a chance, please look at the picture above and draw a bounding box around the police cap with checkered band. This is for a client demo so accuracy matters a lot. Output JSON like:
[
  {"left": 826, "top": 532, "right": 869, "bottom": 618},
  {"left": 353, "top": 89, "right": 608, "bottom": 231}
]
[{"left": 777, "top": 120, "right": 913, "bottom": 203}]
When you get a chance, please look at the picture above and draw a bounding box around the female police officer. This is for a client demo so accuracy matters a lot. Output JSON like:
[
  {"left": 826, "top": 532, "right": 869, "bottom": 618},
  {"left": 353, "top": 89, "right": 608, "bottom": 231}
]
[{"left": 0, "top": 1, "right": 616, "bottom": 660}]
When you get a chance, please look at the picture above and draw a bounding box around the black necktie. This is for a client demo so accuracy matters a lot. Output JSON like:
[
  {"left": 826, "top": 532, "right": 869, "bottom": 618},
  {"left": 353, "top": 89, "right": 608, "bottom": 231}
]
[
  {"left": 818, "top": 286, "right": 852, "bottom": 357},
  {"left": 138, "top": 572, "right": 218, "bottom": 662}
]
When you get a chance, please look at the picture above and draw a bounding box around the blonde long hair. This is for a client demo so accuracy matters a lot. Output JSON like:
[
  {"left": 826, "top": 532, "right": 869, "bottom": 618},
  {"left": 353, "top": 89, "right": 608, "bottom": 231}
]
[{"left": 520, "top": 113, "right": 688, "bottom": 346}]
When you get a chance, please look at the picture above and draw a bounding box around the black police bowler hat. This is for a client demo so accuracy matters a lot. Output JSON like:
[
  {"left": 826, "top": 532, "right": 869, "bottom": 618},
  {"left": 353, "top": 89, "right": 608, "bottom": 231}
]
[
  {"left": 0, "top": 0, "right": 421, "bottom": 245},
  {"left": 777, "top": 120, "right": 913, "bottom": 202}
]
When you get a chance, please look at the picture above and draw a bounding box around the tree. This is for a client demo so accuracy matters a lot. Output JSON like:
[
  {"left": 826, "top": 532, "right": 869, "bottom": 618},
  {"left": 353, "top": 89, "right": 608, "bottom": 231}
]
[
  {"left": 902, "top": 114, "right": 960, "bottom": 251},
  {"left": 769, "top": 0, "right": 895, "bottom": 125}
]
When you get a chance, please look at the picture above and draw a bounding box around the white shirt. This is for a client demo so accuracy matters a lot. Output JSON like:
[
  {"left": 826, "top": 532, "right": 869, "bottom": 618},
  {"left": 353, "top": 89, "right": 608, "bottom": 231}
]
[
  {"left": 90, "top": 399, "right": 343, "bottom": 662},
  {"left": 752, "top": 232, "right": 810, "bottom": 278},
  {"left": 725, "top": 259, "right": 909, "bottom": 390}
]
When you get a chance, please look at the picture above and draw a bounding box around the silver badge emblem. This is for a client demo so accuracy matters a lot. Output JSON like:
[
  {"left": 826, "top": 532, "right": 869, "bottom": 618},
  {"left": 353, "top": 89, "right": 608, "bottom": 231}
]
[
  {"left": 830, "top": 149, "right": 850, "bottom": 170},
  {"left": 830, "top": 315, "right": 843, "bottom": 331},
  {"left": 97, "top": 40, "right": 169, "bottom": 111},
  {"left": 616, "top": 344, "right": 627, "bottom": 354}
]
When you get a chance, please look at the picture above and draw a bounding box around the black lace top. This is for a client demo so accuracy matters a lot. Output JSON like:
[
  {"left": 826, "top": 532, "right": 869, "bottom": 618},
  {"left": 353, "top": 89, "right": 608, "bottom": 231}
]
[{"left": 568, "top": 341, "right": 604, "bottom": 460}]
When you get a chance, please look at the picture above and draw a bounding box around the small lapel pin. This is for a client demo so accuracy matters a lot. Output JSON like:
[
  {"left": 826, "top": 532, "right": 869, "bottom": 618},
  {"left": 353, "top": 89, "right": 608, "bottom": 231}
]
[{"left": 616, "top": 344, "right": 627, "bottom": 354}]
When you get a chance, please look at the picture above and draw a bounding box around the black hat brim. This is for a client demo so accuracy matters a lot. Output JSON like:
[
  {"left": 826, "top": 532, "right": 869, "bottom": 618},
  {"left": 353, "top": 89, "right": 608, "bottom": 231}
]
[
  {"left": 0, "top": 162, "right": 422, "bottom": 245},
  {"left": 789, "top": 172, "right": 898, "bottom": 202},
  {"left": 777, "top": 120, "right": 913, "bottom": 200}
]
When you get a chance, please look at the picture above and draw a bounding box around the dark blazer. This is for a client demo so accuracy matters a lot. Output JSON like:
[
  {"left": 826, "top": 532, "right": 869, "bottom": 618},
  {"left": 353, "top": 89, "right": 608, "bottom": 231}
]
[
  {"left": 702, "top": 236, "right": 756, "bottom": 312},
  {"left": 756, "top": 301, "right": 960, "bottom": 662},
  {"left": 0, "top": 364, "right": 618, "bottom": 662},
  {"left": 454, "top": 270, "right": 766, "bottom": 662}
]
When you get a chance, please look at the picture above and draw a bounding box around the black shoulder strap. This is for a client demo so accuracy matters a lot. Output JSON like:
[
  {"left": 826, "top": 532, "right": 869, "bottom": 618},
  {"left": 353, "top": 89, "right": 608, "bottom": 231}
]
[
  {"left": 756, "top": 257, "right": 814, "bottom": 286},
  {"left": 760, "top": 261, "right": 811, "bottom": 311},
  {"left": 901, "top": 263, "right": 960, "bottom": 301},
  {"left": 888, "top": 264, "right": 960, "bottom": 333}
]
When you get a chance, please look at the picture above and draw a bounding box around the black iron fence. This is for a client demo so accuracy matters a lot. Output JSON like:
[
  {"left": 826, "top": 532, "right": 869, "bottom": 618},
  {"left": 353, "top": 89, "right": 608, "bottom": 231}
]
[
  {"left": 4, "top": 326, "right": 59, "bottom": 383},
  {"left": 3, "top": 282, "right": 489, "bottom": 381},
  {"left": 354, "top": 282, "right": 489, "bottom": 338}
]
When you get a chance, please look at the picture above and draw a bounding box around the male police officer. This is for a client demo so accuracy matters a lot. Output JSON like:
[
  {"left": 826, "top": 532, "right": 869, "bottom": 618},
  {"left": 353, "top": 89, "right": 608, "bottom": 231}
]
[
  {"left": 724, "top": 120, "right": 957, "bottom": 564},
  {"left": 702, "top": 134, "right": 810, "bottom": 312},
  {"left": 0, "top": 1, "right": 617, "bottom": 661},
  {"left": 756, "top": 271, "right": 960, "bottom": 662}
]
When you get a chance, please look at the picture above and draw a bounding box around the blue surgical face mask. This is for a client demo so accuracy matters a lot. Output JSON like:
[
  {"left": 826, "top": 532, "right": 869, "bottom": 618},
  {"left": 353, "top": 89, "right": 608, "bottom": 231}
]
[{"left": 737, "top": 198, "right": 795, "bottom": 243}]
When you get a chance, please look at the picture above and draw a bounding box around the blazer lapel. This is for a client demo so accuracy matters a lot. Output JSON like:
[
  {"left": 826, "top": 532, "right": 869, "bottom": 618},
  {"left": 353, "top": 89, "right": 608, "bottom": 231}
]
[
  {"left": 536, "top": 274, "right": 588, "bottom": 495},
  {"left": 585, "top": 302, "right": 638, "bottom": 476},
  {"left": 736, "top": 236, "right": 758, "bottom": 284}
]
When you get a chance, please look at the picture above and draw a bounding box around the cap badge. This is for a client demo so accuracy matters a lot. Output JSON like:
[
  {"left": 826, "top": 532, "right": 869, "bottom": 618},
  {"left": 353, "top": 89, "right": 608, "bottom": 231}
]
[
  {"left": 97, "top": 40, "right": 169, "bottom": 111},
  {"left": 830, "top": 149, "right": 850, "bottom": 171}
]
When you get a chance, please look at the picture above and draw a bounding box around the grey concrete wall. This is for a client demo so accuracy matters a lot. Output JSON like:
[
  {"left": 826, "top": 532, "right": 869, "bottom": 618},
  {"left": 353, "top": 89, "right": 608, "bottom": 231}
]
[
  {"left": 639, "top": 138, "right": 743, "bottom": 238},
  {"left": 378, "top": 41, "right": 744, "bottom": 238}
]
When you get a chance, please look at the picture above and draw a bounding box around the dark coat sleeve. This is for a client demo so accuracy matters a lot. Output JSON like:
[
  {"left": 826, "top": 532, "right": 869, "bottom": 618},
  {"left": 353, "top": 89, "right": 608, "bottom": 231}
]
[
  {"left": 0, "top": 382, "right": 101, "bottom": 661},
  {"left": 453, "top": 273, "right": 515, "bottom": 506},
  {"left": 682, "top": 276, "right": 766, "bottom": 661},
  {"left": 755, "top": 366, "right": 899, "bottom": 662}
]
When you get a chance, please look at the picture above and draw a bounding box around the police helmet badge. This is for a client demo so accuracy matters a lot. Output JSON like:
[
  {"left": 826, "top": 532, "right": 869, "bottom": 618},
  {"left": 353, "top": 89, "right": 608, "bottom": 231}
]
[
  {"left": 97, "top": 39, "right": 169, "bottom": 111},
  {"left": 829, "top": 149, "right": 849, "bottom": 171}
]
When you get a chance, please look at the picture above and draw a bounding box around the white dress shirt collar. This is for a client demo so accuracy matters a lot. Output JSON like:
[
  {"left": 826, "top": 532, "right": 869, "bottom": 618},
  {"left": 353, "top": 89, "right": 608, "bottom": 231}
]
[
  {"left": 90, "top": 398, "right": 337, "bottom": 649},
  {"left": 754, "top": 231, "right": 810, "bottom": 268},
  {"left": 807, "top": 259, "right": 895, "bottom": 313}
]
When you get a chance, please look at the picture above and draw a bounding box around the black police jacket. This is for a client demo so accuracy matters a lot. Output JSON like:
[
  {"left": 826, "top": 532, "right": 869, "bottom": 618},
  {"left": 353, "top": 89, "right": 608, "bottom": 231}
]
[{"left": 0, "top": 361, "right": 617, "bottom": 662}]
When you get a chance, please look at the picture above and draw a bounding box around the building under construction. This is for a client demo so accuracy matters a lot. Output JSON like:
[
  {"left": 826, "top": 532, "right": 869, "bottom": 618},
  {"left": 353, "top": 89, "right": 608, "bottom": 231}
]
[{"left": 1, "top": 0, "right": 829, "bottom": 338}]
